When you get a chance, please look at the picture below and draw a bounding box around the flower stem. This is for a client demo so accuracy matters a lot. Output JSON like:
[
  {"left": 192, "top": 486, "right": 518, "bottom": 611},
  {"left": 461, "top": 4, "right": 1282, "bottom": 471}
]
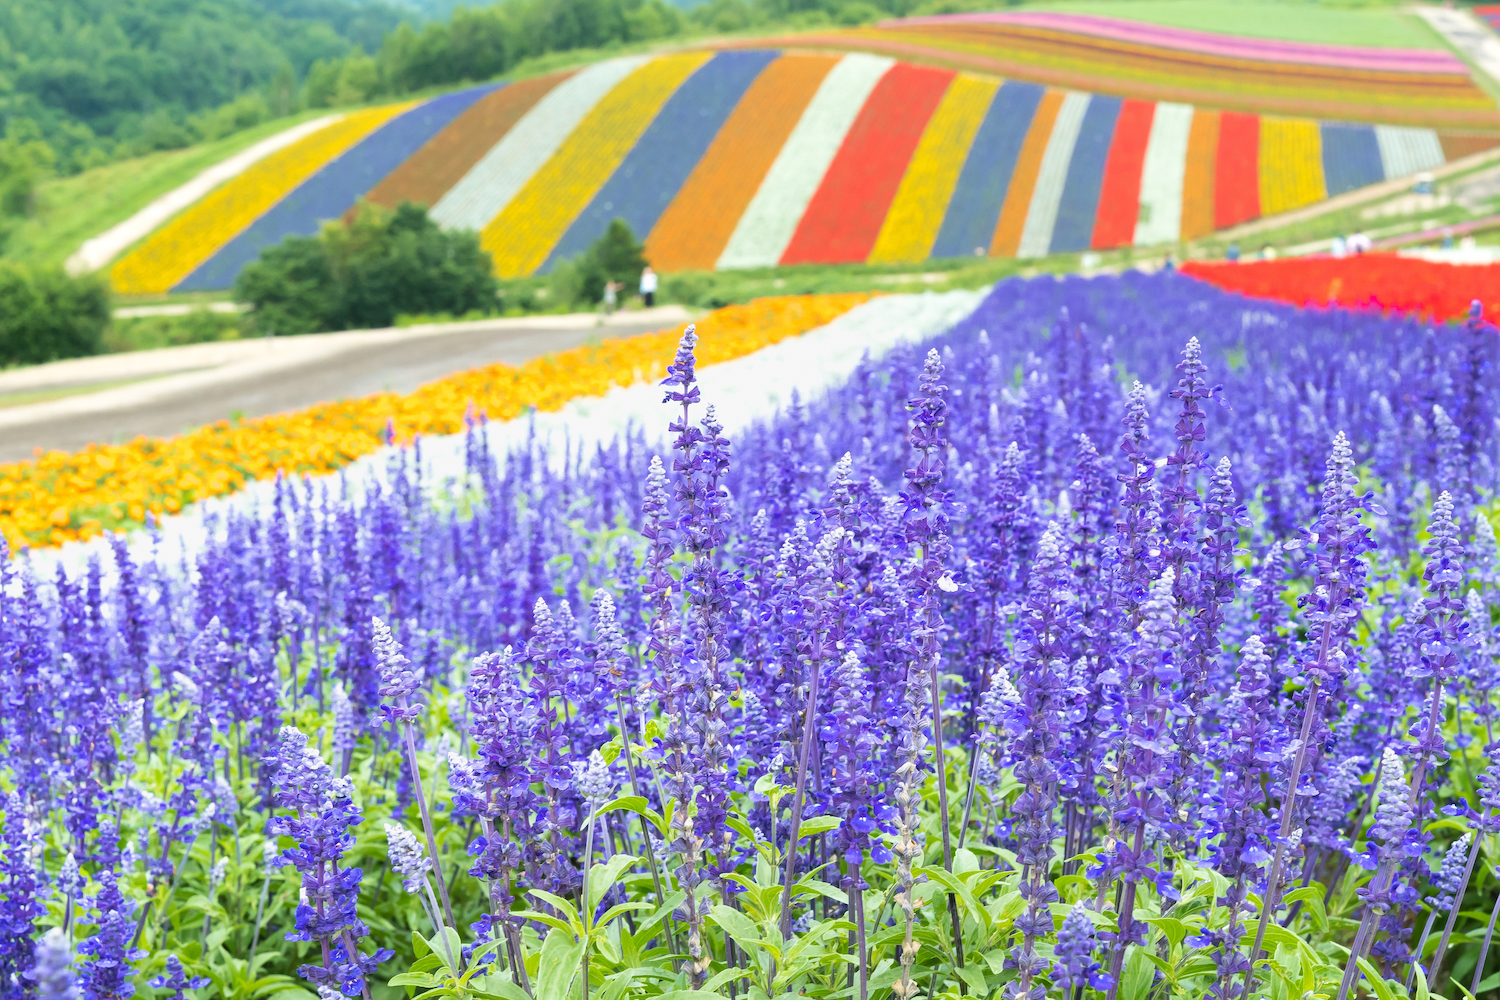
[
  {"left": 779, "top": 648, "right": 822, "bottom": 941},
  {"left": 401, "top": 720, "right": 459, "bottom": 954}
]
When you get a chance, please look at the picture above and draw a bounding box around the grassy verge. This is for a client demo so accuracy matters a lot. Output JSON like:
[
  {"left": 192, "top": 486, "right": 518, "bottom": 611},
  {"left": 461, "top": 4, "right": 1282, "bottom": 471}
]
[
  {"left": 103, "top": 311, "right": 245, "bottom": 354},
  {"left": 4, "top": 111, "right": 336, "bottom": 270}
]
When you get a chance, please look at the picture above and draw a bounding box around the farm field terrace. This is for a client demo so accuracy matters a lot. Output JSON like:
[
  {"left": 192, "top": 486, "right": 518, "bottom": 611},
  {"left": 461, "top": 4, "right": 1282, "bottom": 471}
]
[
  {"left": 6, "top": 272, "right": 1500, "bottom": 1000},
  {"left": 93, "top": 33, "right": 1471, "bottom": 297}
]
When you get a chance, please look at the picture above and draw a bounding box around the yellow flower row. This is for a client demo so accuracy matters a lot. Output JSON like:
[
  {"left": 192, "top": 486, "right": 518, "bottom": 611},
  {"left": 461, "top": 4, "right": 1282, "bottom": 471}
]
[
  {"left": 0, "top": 294, "right": 874, "bottom": 551},
  {"left": 111, "top": 105, "right": 415, "bottom": 296},
  {"left": 482, "top": 53, "right": 711, "bottom": 278},
  {"left": 868, "top": 73, "right": 997, "bottom": 265},
  {"left": 1258, "top": 117, "right": 1327, "bottom": 217}
]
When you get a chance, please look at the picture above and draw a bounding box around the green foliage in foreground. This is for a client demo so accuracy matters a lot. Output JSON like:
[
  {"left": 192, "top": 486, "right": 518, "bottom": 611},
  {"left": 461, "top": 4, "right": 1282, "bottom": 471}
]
[{"left": 61, "top": 644, "right": 1500, "bottom": 1000}]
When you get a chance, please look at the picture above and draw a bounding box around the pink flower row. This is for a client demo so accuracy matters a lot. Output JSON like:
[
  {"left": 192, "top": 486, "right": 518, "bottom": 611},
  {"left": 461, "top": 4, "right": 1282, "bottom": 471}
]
[{"left": 881, "top": 11, "right": 1466, "bottom": 74}]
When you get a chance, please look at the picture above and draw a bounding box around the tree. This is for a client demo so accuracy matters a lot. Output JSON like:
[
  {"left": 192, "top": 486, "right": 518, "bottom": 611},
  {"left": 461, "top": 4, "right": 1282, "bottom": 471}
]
[
  {"left": 235, "top": 202, "right": 499, "bottom": 335},
  {"left": 577, "top": 218, "right": 648, "bottom": 305},
  {"left": 0, "top": 262, "right": 109, "bottom": 365}
]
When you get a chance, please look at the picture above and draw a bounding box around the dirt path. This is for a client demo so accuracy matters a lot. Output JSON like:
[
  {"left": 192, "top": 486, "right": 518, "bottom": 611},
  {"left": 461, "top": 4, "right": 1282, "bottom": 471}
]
[{"left": 0, "top": 307, "right": 690, "bottom": 464}]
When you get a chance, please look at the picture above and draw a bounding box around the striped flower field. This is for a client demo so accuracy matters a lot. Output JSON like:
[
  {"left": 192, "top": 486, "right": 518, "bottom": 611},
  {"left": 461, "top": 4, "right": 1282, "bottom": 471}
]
[
  {"left": 785, "top": 12, "right": 1500, "bottom": 127},
  {"left": 106, "top": 47, "right": 1471, "bottom": 293}
]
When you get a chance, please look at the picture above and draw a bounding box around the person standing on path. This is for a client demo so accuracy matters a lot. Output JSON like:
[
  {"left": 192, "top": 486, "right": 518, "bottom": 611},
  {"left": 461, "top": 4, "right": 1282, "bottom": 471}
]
[{"left": 639, "top": 266, "right": 657, "bottom": 307}]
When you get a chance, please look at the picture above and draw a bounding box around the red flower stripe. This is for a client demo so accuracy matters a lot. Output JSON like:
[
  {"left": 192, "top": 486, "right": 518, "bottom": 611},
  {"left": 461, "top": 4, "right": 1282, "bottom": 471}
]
[
  {"left": 1181, "top": 253, "right": 1500, "bottom": 322},
  {"left": 1090, "top": 98, "right": 1154, "bottom": 249},
  {"left": 780, "top": 62, "right": 954, "bottom": 265},
  {"left": 1215, "top": 111, "right": 1260, "bottom": 229}
]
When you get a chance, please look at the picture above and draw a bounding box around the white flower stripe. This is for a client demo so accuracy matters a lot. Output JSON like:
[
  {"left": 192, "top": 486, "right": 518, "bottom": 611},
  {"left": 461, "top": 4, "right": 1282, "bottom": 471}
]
[
  {"left": 430, "top": 56, "right": 650, "bottom": 232},
  {"left": 716, "top": 53, "right": 895, "bottom": 270},
  {"left": 1133, "top": 102, "right": 1193, "bottom": 247},
  {"left": 1017, "top": 91, "right": 1088, "bottom": 259},
  {"left": 65, "top": 115, "right": 345, "bottom": 275}
]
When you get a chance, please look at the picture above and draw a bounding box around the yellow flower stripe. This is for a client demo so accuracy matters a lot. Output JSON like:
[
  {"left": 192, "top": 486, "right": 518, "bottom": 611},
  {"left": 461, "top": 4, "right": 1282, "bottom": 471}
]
[
  {"left": 110, "top": 104, "right": 418, "bottom": 295},
  {"left": 0, "top": 294, "right": 874, "bottom": 551},
  {"left": 867, "top": 73, "right": 998, "bottom": 264},
  {"left": 1258, "top": 116, "right": 1327, "bottom": 217},
  {"left": 481, "top": 53, "right": 712, "bottom": 277}
]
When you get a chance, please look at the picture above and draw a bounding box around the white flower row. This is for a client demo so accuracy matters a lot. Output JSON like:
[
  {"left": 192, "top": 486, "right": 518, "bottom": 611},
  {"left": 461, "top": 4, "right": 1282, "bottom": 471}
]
[{"left": 29, "top": 287, "right": 987, "bottom": 580}]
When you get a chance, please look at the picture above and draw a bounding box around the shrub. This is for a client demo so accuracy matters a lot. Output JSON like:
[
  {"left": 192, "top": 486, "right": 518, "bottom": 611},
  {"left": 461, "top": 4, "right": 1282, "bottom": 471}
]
[
  {"left": 235, "top": 202, "right": 499, "bottom": 334},
  {"left": 0, "top": 262, "right": 110, "bottom": 366}
]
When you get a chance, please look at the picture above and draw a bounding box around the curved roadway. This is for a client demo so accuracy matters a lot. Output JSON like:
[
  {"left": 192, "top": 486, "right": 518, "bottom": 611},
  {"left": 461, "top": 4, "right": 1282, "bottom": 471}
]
[{"left": 0, "top": 307, "right": 691, "bottom": 464}]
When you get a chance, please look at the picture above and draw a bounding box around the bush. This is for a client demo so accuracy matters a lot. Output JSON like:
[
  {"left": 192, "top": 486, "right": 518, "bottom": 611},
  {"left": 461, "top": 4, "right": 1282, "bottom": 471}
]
[
  {"left": 545, "top": 217, "right": 649, "bottom": 309},
  {"left": 0, "top": 263, "right": 110, "bottom": 366},
  {"left": 235, "top": 201, "right": 500, "bottom": 334}
]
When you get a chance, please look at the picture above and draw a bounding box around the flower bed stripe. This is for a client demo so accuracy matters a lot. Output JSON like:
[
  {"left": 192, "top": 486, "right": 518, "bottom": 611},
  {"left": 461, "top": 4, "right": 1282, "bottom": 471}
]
[
  {"left": 1320, "top": 121, "right": 1384, "bottom": 197},
  {"left": 1258, "top": 117, "right": 1325, "bottom": 217},
  {"left": 175, "top": 89, "right": 493, "bottom": 291},
  {"left": 543, "top": 50, "right": 778, "bottom": 272},
  {"left": 883, "top": 12, "right": 1460, "bottom": 72},
  {"left": 110, "top": 107, "right": 408, "bottom": 295},
  {"left": 1089, "top": 98, "right": 1152, "bottom": 250},
  {"left": 69, "top": 114, "right": 344, "bottom": 275},
  {"left": 483, "top": 52, "right": 712, "bottom": 277},
  {"left": 868, "top": 73, "right": 998, "bottom": 263},
  {"left": 364, "top": 73, "right": 571, "bottom": 214},
  {"left": 770, "top": 25, "right": 1500, "bottom": 127},
  {"left": 1214, "top": 111, "right": 1261, "bottom": 229},
  {"left": 990, "top": 87, "right": 1063, "bottom": 257},
  {"left": 930, "top": 80, "right": 1041, "bottom": 259},
  {"left": 2, "top": 293, "right": 873, "bottom": 549},
  {"left": 645, "top": 54, "right": 837, "bottom": 273},
  {"left": 1018, "top": 91, "right": 1088, "bottom": 258},
  {"left": 1374, "top": 125, "right": 1446, "bottom": 178},
  {"left": 1180, "top": 254, "right": 1500, "bottom": 321},
  {"left": 716, "top": 53, "right": 895, "bottom": 269},
  {"left": 1180, "top": 109, "right": 1220, "bottom": 240},
  {"left": 1050, "top": 93, "right": 1119, "bottom": 253},
  {"left": 430, "top": 57, "right": 648, "bottom": 233},
  {"left": 1133, "top": 101, "right": 1193, "bottom": 246},
  {"left": 781, "top": 62, "right": 954, "bottom": 265}
]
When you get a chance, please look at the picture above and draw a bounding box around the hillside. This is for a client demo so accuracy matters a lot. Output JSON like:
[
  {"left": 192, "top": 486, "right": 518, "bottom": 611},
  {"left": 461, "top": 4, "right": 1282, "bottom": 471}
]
[
  {"left": 97, "top": 43, "right": 1466, "bottom": 293},
  {"left": 0, "top": 0, "right": 405, "bottom": 172}
]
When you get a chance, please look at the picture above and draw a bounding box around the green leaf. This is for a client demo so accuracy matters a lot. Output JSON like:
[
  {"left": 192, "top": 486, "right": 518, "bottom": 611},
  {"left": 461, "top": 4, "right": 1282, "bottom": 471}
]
[
  {"left": 586, "top": 854, "right": 640, "bottom": 917},
  {"left": 525, "top": 889, "right": 581, "bottom": 927},
  {"left": 956, "top": 963, "right": 988, "bottom": 995},
  {"left": 654, "top": 993, "right": 735, "bottom": 1000},
  {"left": 709, "top": 903, "right": 765, "bottom": 954},
  {"left": 1120, "top": 947, "right": 1153, "bottom": 1000},
  {"left": 1143, "top": 916, "right": 1188, "bottom": 950},
  {"left": 1414, "top": 964, "right": 1431, "bottom": 1000},
  {"left": 629, "top": 891, "right": 687, "bottom": 948},
  {"left": 596, "top": 969, "right": 643, "bottom": 1000},
  {"left": 388, "top": 974, "right": 437, "bottom": 989},
  {"left": 471, "top": 976, "right": 533, "bottom": 1000},
  {"left": 702, "top": 968, "right": 755, "bottom": 994},
  {"left": 412, "top": 933, "right": 431, "bottom": 960},
  {"left": 595, "top": 795, "right": 647, "bottom": 819},
  {"left": 533, "top": 929, "right": 585, "bottom": 1000},
  {"left": 1356, "top": 956, "right": 1397, "bottom": 1000},
  {"left": 917, "top": 866, "right": 990, "bottom": 932},
  {"left": 793, "top": 816, "right": 841, "bottom": 840},
  {"left": 597, "top": 737, "right": 623, "bottom": 766}
]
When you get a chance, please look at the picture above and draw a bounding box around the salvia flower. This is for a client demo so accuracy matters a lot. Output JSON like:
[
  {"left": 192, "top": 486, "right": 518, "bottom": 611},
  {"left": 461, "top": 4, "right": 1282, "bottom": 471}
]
[
  {"left": 385, "top": 823, "right": 433, "bottom": 893},
  {"left": 148, "top": 956, "right": 208, "bottom": 1000},
  {"left": 1050, "top": 904, "right": 1111, "bottom": 995},
  {"left": 28, "top": 929, "right": 77, "bottom": 1000},
  {"left": 373, "top": 617, "right": 424, "bottom": 723}
]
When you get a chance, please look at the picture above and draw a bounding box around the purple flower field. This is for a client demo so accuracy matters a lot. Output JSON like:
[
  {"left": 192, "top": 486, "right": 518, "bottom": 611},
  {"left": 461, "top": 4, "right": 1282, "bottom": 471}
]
[{"left": 4, "top": 271, "right": 1499, "bottom": 1000}]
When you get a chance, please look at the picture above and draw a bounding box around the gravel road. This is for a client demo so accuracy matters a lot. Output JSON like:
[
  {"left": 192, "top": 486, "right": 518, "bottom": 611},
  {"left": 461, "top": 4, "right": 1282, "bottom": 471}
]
[{"left": 0, "top": 307, "right": 690, "bottom": 463}]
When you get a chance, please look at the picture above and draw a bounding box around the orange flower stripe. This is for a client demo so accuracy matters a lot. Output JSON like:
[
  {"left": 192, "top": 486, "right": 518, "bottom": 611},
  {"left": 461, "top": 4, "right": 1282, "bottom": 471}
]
[{"left": 0, "top": 294, "right": 873, "bottom": 552}]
